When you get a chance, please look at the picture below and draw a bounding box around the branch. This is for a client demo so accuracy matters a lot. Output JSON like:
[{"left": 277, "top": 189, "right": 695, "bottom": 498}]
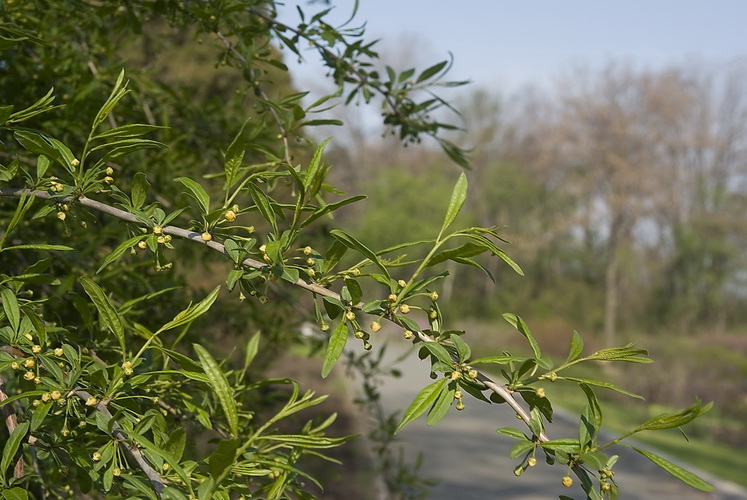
[{"left": 0, "top": 187, "right": 547, "bottom": 442}]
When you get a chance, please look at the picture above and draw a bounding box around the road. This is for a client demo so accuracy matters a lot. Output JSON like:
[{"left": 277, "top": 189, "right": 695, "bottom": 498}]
[{"left": 348, "top": 337, "right": 747, "bottom": 500}]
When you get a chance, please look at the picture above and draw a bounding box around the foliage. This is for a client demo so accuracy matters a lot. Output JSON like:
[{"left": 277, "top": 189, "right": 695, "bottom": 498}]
[{"left": 0, "top": 1, "right": 716, "bottom": 499}]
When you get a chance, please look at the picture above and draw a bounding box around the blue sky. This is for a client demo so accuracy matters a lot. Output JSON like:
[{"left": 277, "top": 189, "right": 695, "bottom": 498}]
[{"left": 280, "top": 1, "right": 747, "bottom": 93}]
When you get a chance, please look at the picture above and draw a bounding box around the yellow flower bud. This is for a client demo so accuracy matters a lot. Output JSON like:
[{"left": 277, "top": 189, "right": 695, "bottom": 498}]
[
  {"left": 41, "top": 393, "right": 51, "bottom": 402},
  {"left": 32, "top": 345, "right": 42, "bottom": 354},
  {"left": 153, "top": 226, "right": 163, "bottom": 235},
  {"left": 397, "top": 279, "right": 407, "bottom": 288},
  {"left": 54, "top": 348, "right": 64, "bottom": 357},
  {"left": 562, "top": 476, "right": 573, "bottom": 488},
  {"left": 403, "top": 330, "right": 414, "bottom": 339},
  {"left": 10, "top": 362, "right": 19, "bottom": 370},
  {"left": 200, "top": 232, "right": 212, "bottom": 242},
  {"left": 536, "top": 387, "right": 546, "bottom": 398},
  {"left": 259, "top": 244, "right": 267, "bottom": 253},
  {"left": 113, "top": 468, "right": 121, "bottom": 477},
  {"left": 24, "top": 371, "right": 36, "bottom": 380},
  {"left": 527, "top": 457, "right": 537, "bottom": 467},
  {"left": 57, "top": 211, "right": 66, "bottom": 221},
  {"left": 224, "top": 210, "right": 236, "bottom": 222},
  {"left": 34, "top": 377, "right": 41, "bottom": 384},
  {"left": 430, "top": 292, "right": 439, "bottom": 301},
  {"left": 24, "top": 359, "right": 35, "bottom": 368},
  {"left": 450, "top": 370, "right": 461, "bottom": 381},
  {"left": 345, "top": 311, "right": 356, "bottom": 322},
  {"left": 93, "top": 452, "right": 102, "bottom": 461},
  {"left": 157, "top": 236, "right": 166, "bottom": 244},
  {"left": 137, "top": 240, "right": 148, "bottom": 249},
  {"left": 104, "top": 176, "right": 114, "bottom": 184},
  {"left": 354, "top": 331, "right": 365, "bottom": 339},
  {"left": 25, "top": 333, "right": 33, "bottom": 341},
  {"left": 86, "top": 396, "right": 98, "bottom": 407},
  {"left": 303, "top": 246, "right": 313, "bottom": 255},
  {"left": 71, "top": 158, "right": 80, "bottom": 167},
  {"left": 468, "top": 369, "right": 478, "bottom": 379},
  {"left": 105, "top": 166, "right": 113, "bottom": 175},
  {"left": 399, "top": 304, "right": 410, "bottom": 314},
  {"left": 370, "top": 321, "right": 381, "bottom": 332},
  {"left": 50, "top": 390, "right": 62, "bottom": 400}
]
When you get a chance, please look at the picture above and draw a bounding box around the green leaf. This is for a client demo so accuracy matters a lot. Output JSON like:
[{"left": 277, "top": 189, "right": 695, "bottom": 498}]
[
  {"left": 30, "top": 401, "right": 53, "bottom": 432},
  {"left": 426, "top": 383, "right": 455, "bottom": 426},
  {"left": 423, "top": 342, "right": 453, "bottom": 365},
  {"left": 496, "top": 427, "right": 527, "bottom": 440},
  {"left": 426, "top": 242, "right": 486, "bottom": 268},
  {"left": 416, "top": 60, "right": 448, "bottom": 83},
  {"left": 322, "top": 321, "right": 348, "bottom": 378},
  {"left": 630, "top": 400, "right": 712, "bottom": 433},
  {"left": 158, "top": 286, "right": 220, "bottom": 333},
  {"left": 396, "top": 378, "right": 448, "bottom": 434},
  {"left": 224, "top": 120, "right": 249, "bottom": 189},
  {"left": 562, "top": 376, "right": 643, "bottom": 400},
  {"left": 579, "top": 384, "right": 601, "bottom": 449},
  {"left": 1, "top": 488, "right": 29, "bottom": 500},
  {"left": 301, "top": 195, "right": 366, "bottom": 228},
  {"left": 0, "top": 244, "right": 73, "bottom": 253},
  {"left": 243, "top": 332, "right": 261, "bottom": 370},
  {"left": 1, "top": 421, "right": 29, "bottom": 482},
  {"left": 566, "top": 330, "right": 584, "bottom": 363},
  {"left": 174, "top": 177, "right": 211, "bottom": 216},
  {"left": 509, "top": 439, "right": 534, "bottom": 459},
  {"left": 209, "top": 438, "right": 240, "bottom": 480},
  {"left": 80, "top": 277, "right": 125, "bottom": 352},
  {"left": 343, "top": 278, "right": 362, "bottom": 305},
  {"left": 438, "top": 172, "right": 468, "bottom": 238},
  {"left": 194, "top": 344, "right": 239, "bottom": 436},
  {"left": 1, "top": 287, "right": 20, "bottom": 332},
  {"left": 631, "top": 447, "right": 715, "bottom": 491},
  {"left": 470, "top": 355, "right": 527, "bottom": 365},
  {"left": 503, "top": 313, "right": 541, "bottom": 359},
  {"left": 538, "top": 438, "right": 581, "bottom": 454},
  {"left": 97, "top": 235, "right": 147, "bottom": 273},
  {"left": 304, "top": 138, "right": 331, "bottom": 196},
  {"left": 129, "top": 432, "right": 193, "bottom": 495},
  {"left": 330, "top": 229, "right": 390, "bottom": 278},
  {"left": 450, "top": 334, "right": 471, "bottom": 363},
  {"left": 246, "top": 183, "right": 277, "bottom": 235},
  {"left": 131, "top": 172, "right": 150, "bottom": 209}
]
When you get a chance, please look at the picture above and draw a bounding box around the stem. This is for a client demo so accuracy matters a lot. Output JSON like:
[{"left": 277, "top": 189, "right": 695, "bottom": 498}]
[{"left": 0, "top": 187, "right": 547, "bottom": 443}]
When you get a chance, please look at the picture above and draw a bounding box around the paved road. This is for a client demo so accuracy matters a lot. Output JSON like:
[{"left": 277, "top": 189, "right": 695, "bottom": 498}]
[{"left": 350, "top": 338, "right": 747, "bottom": 500}]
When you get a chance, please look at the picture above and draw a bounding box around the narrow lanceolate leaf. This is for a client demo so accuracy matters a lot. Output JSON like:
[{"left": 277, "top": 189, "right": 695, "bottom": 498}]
[
  {"left": 503, "top": 313, "right": 541, "bottom": 360},
  {"left": 303, "top": 138, "right": 331, "bottom": 197},
  {"left": 174, "top": 177, "right": 211, "bottom": 216},
  {"left": 631, "top": 447, "right": 715, "bottom": 492},
  {"left": 330, "top": 229, "right": 390, "bottom": 278},
  {"left": 1, "top": 421, "right": 29, "bottom": 481},
  {"left": 631, "top": 400, "right": 712, "bottom": 432},
  {"left": 426, "top": 383, "right": 455, "bottom": 426},
  {"left": 131, "top": 171, "right": 150, "bottom": 209},
  {"left": 1, "top": 287, "right": 20, "bottom": 332},
  {"left": 97, "top": 235, "right": 147, "bottom": 273},
  {"left": 0, "top": 244, "right": 72, "bottom": 253},
  {"left": 438, "top": 172, "right": 468, "bottom": 239},
  {"left": 194, "top": 344, "right": 238, "bottom": 436},
  {"left": 396, "top": 378, "right": 448, "bottom": 434},
  {"left": 80, "top": 277, "right": 125, "bottom": 352},
  {"left": 224, "top": 120, "right": 249, "bottom": 189},
  {"left": 158, "top": 286, "right": 220, "bottom": 333},
  {"left": 321, "top": 321, "right": 348, "bottom": 378},
  {"left": 566, "top": 330, "right": 584, "bottom": 363},
  {"left": 246, "top": 183, "right": 278, "bottom": 235}
]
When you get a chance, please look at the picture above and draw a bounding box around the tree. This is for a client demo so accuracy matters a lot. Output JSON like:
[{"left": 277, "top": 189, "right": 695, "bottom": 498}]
[{"left": 0, "top": 2, "right": 714, "bottom": 499}]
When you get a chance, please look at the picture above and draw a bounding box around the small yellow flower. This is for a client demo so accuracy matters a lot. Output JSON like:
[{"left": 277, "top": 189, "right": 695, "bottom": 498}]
[
  {"left": 527, "top": 457, "right": 537, "bottom": 467},
  {"left": 25, "top": 333, "right": 33, "bottom": 341},
  {"left": 92, "top": 452, "right": 102, "bottom": 461},
  {"left": 10, "top": 362, "right": 19, "bottom": 370},
  {"left": 387, "top": 294, "right": 398, "bottom": 303},
  {"left": 24, "top": 359, "right": 35, "bottom": 368},
  {"left": 34, "top": 377, "right": 41, "bottom": 384},
  {"left": 224, "top": 210, "right": 236, "bottom": 222},
  {"left": 430, "top": 292, "right": 439, "bottom": 301},
  {"left": 137, "top": 240, "right": 148, "bottom": 249},
  {"left": 200, "top": 232, "right": 212, "bottom": 242},
  {"left": 86, "top": 396, "right": 98, "bottom": 407},
  {"left": 104, "top": 176, "right": 114, "bottom": 184},
  {"left": 354, "top": 331, "right": 365, "bottom": 339},
  {"left": 50, "top": 390, "right": 62, "bottom": 400},
  {"left": 363, "top": 341, "right": 372, "bottom": 351},
  {"left": 24, "top": 371, "right": 35, "bottom": 381},
  {"left": 41, "top": 393, "right": 51, "bottom": 402},
  {"left": 352, "top": 268, "right": 361, "bottom": 276},
  {"left": 57, "top": 211, "right": 66, "bottom": 221},
  {"left": 450, "top": 370, "right": 461, "bottom": 381},
  {"left": 153, "top": 226, "right": 163, "bottom": 235},
  {"left": 345, "top": 311, "right": 356, "bottom": 322},
  {"left": 32, "top": 399, "right": 40, "bottom": 407},
  {"left": 456, "top": 400, "right": 465, "bottom": 411},
  {"left": 536, "top": 387, "right": 546, "bottom": 398},
  {"left": 397, "top": 279, "right": 407, "bottom": 288},
  {"left": 61, "top": 429, "right": 70, "bottom": 437},
  {"left": 105, "top": 166, "right": 113, "bottom": 175},
  {"left": 113, "top": 467, "right": 121, "bottom": 477},
  {"left": 562, "top": 476, "right": 573, "bottom": 488},
  {"left": 403, "top": 330, "right": 414, "bottom": 339},
  {"left": 157, "top": 236, "right": 165, "bottom": 244},
  {"left": 303, "top": 246, "right": 313, "bottom": 255},
  {"left": 399, "top": 304, "right": 410, "bottom": 314},
  {"left": 259, "top": 244, "right": 267, "bottom": 253},
  {"left": 71, "top": 158, "right": 80, "bottom": 167},
  {"left": 306, "top": 257, "right": 316, "bottom": 266},
  {"left": 32, "top": 345, "right": 42, "bottom": 353},
  {"left": 54, "top": 347, "right": 64, "bottom": 356},
  {"left": 454, "top": 390, "right": 463, "bottom": 400},
  {"left": 164, "top": 235, "right": 172, "bottom": 243},
  {"left": 162, "top": 463, "right": 170, "bottom": 471},
  {"left": 370, "top": 321, "right": 381, "bottom": 332},
  {"left": 306, "top": 268, "right": 316, "bottom": 277}
]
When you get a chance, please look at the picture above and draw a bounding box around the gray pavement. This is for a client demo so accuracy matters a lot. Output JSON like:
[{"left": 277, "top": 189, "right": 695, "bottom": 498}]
[{"left": 349, "top": 338, "right": 747, "bottom": 500}]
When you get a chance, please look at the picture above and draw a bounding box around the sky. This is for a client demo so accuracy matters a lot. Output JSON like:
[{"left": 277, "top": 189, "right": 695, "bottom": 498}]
[{"left": 279, "top": 1, "right": 747, "bottom": 95}]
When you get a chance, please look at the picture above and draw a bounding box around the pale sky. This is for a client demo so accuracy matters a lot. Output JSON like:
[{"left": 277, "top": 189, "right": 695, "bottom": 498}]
[{"left": 280, "top": 1, "right": 747, "bottom": 93}]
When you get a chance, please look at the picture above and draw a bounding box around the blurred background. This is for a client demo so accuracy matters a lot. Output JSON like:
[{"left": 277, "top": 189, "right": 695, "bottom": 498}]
[{"left": 279, "top": 0, "right": 747, "bottom": 488}]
